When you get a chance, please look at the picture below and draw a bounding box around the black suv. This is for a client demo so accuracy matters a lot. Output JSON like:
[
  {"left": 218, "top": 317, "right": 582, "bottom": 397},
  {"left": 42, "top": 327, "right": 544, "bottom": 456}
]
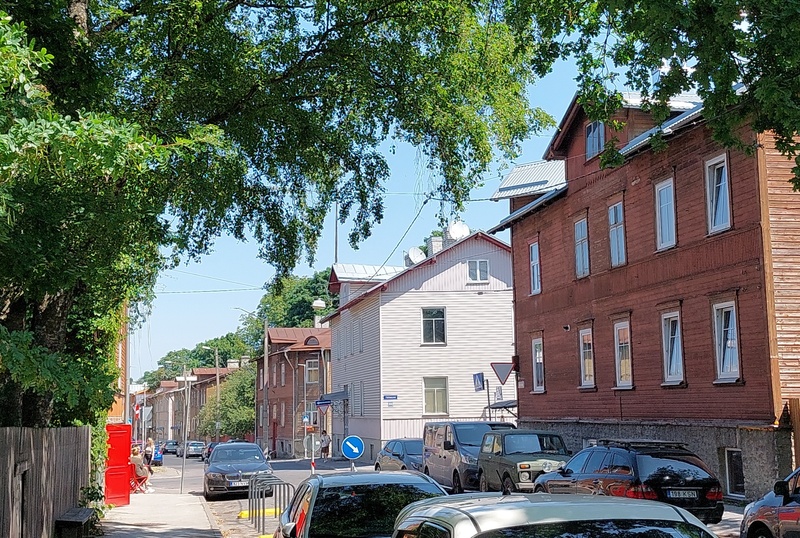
[{"left": 533, "top": 439, "right": 724, "bottom": 524}]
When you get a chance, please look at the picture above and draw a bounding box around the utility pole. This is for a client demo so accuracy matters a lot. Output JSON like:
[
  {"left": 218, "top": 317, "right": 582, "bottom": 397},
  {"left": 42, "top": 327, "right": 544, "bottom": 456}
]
[
  {"left": 177, "top": 366, "right": 197, "bottom": 494},
  {"left": 215, "top": 348, "right": 220, "bottom": 443}
]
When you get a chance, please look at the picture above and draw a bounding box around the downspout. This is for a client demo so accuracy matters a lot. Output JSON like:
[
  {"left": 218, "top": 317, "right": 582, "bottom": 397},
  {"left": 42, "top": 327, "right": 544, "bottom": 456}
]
[{"left": 283, "top": 350, "right": 295, "bottom": 457}]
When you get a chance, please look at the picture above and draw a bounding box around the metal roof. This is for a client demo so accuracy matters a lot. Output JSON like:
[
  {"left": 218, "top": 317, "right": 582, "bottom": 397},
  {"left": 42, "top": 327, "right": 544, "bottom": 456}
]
[
  {"left": 620, "top": 102, "right": 705, "bottom": 156},
  {"left": 330, "top": 263, "right": 406, "bottom": 282},
  {"left": 491, "top": 160, "right": 566, "bottom": 200},
  {"left": 619, "top": 91, "right": 702, "bottom": 111},
  {"left": 489, "top": 186, "right": 568, "bottom": 234}
]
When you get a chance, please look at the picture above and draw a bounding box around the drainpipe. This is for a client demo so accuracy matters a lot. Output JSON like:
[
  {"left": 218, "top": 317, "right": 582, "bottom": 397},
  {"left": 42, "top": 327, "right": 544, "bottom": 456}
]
[{"left": 283, "top": 350, "right": 295, "bottom": 457}]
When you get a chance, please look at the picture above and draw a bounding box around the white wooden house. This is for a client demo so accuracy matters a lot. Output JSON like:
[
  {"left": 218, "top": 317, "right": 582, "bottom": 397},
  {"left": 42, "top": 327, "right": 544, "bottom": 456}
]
[{"left": 322, "top": 230, "right": 517, "bottom": 461}]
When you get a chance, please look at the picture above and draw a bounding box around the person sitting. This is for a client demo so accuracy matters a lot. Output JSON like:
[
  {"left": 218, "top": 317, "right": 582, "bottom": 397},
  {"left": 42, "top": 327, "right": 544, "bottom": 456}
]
[{"left": 130, "top": 446, "right": 153, "bottom": 493}]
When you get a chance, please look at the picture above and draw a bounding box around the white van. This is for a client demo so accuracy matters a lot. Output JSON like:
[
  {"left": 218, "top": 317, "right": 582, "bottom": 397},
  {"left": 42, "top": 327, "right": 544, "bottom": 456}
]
[{"left": 422, "top": 421, "right": 515, "bottom": 493}]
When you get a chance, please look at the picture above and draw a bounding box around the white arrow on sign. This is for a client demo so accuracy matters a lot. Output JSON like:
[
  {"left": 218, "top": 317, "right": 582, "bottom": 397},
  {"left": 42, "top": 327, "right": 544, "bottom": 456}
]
[
  {"left": 345, "top": 440, "right": 360, "bottom": 454},
  {"left": 491, "top": 362, "right": 515, "bottom": 385}
]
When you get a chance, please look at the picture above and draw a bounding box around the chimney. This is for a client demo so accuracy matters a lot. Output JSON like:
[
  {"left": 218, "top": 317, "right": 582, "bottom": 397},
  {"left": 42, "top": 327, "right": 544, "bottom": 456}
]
[
  {"left": 426, "top": 235, "right": 444, "bottom": 256},
  {"left": 228, "top": 359, "right": 240, "bottom": 370}
]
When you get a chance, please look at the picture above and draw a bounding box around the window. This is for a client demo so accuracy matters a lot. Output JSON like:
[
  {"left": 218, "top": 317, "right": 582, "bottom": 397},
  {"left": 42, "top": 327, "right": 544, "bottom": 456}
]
[
  {"left": 586, "top": 121, "right": 605, "bottom": 159},
  {"left": 662, "top": 312, "right": 684, "bottom": 383},
  {"left": 259, "top": 404, "right": 263, "bottom": 427},
  {"left": 358, "top": 318, "right": 363, "bottom": 353},
  {"left": 305, "top": 401, "right": 319, "bottom": 425},
  {"left": 714, "top": 301, "right": 739, "bottom": 380},
  {"left": 280, "top": 362, "right": 286, "bottom": 386},
  {"left": 706, "top": 154, "right": 731, "bottom": 233},
  {"left": 467, "top": 260, "right": 489, "bottom": 282},
  {"left": 272, "top": 404, "right": 277, "bottom": 423},
  {"left": 725, "top": 448, "right": 745, "bottom": 496},
  {"left": 579, "top": 328, "right": 595, "bottom": 387},
  {"left": 260, "top": 367, "right": 265, "bottom": 389},
  {"left": 614, "top": 321, "right": 632, "bottom": 388},
  {"left": 608, "top": 202, "right": 626, "bottom": 266},
  {"left": 346, "top": 325, "right": 352, "bottom": 356},
  {"left": 280, "top": 402, "right": 285, "bottom": 427},
  {"left": 530, "top": 243, "right": 541, "bottom": 294},
  {"left": 574, "top": 218, "right": 590, "bottom": 278},
  {"left": 531, "top": 338, "right": 545, "bottom": 393},
  {"left": 272, "top": 362, "right": 277, "bottom": 386},
  {"left": 423, "top": 377, "right": 448, "bottom": 414},
  {"left": 655, "top": 178, "right": 676, "bottom": 249},
  {"left": 422, "top": 308, "right": 446, "bottom": 344},
  {"left": 305, "top": 359, "right": 319, "bottom": 383}
]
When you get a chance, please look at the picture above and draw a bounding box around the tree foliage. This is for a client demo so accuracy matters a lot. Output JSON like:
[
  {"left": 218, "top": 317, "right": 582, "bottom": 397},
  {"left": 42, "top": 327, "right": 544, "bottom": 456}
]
[
  {"left": 507, "top": 1, "right": 800, "bottom": 176},
  {"left": 197, "top": 363, "right": 256, "bottom": 439}
]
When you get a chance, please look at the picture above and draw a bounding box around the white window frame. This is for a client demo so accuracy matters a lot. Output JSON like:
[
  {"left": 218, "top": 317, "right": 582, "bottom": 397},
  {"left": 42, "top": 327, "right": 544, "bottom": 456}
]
[
  {"left": 422, "top": 307, "right": 446, "bottom": 344},
  {"left": 655, "top": 178, "right": 676, "bottom": 250},
  {"left": 530, "top": 242, "right": 541, "bottom": 295},
  {"left": 259, "top": 403, "right": 263, "bottom": 427},
  {"left": 272, "top": 362, "right": 277, "bottom": 386},
  {"left": 706, "top": 154, "right": 731, "bottom": 234},
  {"left": 661, "top": 312, "right": 684, "bottom": 383},
  {"left": 358, "top": 318, "right": 363, "bottom": 353},
  {"left": 608, "top": 202, "right": 626, "bottom": 267},
  {"left": 346, "top": 325, "right": 352, "bottom": 356},
  {"left": 305, "top": 401, "right": 319, "bottom": 425},
  {"left": 280, "top": 362, "right": 286, "bottom": 386},
  {"left": 531, "top": 338, "right": 545, "bottom": 393},
  {"left": 272, "top": 403, "right": 276, "bottom": 423},
  {"left": 614, "top": 321, "right": 633, "bottom": 388},
  {"left": 423, "top": 377, "right": 448, "bottom": 415},
  {"left": 713, "top": 301, "right": 740, "bottom": 380},
  {"left": 305, "top": 359, "right": 319, "bottom": 384},
  {"left": 586, "top": 121, "right": 605, "bottom": 159},
  {"left": 574, "top": 218, "right": 590, "bottom": 278},
  {"left": 280, "top": 402, "right": 285, "bottom": 427},
  {"left": 467, "top": 259, "right": 489, "bottom": 283},
  {"left": 579, "top": 328, "right": 595, "bottom": 388}
]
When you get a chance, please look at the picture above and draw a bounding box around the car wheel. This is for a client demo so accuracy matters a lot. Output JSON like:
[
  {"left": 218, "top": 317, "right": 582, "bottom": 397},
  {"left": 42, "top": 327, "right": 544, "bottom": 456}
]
[
  {"left": 400, "top": 465, "right": 407, "bottom": 470},
  {"left": 749, "top": 525, "right": 773, "bottom": 538},
  {"left": 502, "top": 475, "right": 516, "bottom": 495},
  {"left": 479, "top": 473, "right": 489, "bottom": 492},
  {"left": 375, "top": 463, "right": 381, "bottom": 471},
  {"left": 203, "top": 487, "right": 215, "bottom": 501},
  {"left": 452, "top": 472, "right": 464, "bottom": 494}
]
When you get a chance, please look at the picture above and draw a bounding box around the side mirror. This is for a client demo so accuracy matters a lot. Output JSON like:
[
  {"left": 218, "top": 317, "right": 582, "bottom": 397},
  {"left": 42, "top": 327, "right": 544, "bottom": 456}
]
[
  {"left": 774, "top": 480, "right": 791, "bottom": 500},
  {"left": 443, "top": 441, "right": 455, "bottom": 451},
  {"left": 559, "top": 466, "right": 571, "bottom": 476}
]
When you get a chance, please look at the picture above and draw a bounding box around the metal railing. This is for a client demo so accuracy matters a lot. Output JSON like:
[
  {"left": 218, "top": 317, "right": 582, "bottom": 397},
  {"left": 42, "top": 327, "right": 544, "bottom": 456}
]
[{"left": 248, "top": 473, "right": 295, "bottom": 536}]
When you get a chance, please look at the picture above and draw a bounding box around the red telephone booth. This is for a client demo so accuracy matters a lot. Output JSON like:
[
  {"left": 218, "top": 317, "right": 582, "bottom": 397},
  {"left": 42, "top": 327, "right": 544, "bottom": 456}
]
[{"left": 105, "top": 424, "right": 132, "bottom": 506}]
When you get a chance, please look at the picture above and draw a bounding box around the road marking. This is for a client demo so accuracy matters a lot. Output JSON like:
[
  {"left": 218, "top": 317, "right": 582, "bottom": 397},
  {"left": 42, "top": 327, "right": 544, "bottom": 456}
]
[{"left": 238, "top": 508, "right": 280, "bottom": 518}]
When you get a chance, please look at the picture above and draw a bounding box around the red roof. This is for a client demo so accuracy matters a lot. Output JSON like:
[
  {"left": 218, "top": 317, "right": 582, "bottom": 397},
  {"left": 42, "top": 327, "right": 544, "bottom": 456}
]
[
  {"left": 191, "top": 367, "right": 235, "bottom": 377},
  {"left": 268, "top": 328, "right": 330, "bottom": 345}
]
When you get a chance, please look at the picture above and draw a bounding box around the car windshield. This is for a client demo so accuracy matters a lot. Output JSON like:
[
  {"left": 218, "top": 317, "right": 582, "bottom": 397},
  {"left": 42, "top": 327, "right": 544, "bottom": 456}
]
[
  {"left": 504, "top": 434, "right": 568, "bottom": 455},
  {"left": 403, "top": 440, "right": 423, "bottom": 455},
  {"left": 190, "top": 442, "right": 204, "bottom": 448},
  {"left": 308, "top": 483, "right": 443, "bottom": 538},
  {"left": 454, "top": 424, "right": 512, "bottom": 446},
  {"left": 475, "top": 520, "right": 714, "bottom": 538},
  {"left": 212, "top": 447, "right": 266, "bottom": 463},
  {"left": 636, "top": 453, "right": 715, "bottom": 481}
]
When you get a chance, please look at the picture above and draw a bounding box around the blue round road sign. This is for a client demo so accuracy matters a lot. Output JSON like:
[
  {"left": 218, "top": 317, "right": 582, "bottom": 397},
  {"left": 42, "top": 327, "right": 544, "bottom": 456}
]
[{"left": 341, "top": 435, "right": 364, "bottom": 460}]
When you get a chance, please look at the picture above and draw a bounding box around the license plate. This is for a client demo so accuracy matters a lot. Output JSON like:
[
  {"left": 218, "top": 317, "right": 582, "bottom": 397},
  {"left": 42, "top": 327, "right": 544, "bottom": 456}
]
[
  {"left": 228, "top": 481, "right": 248, "bottom": 487},
  {"left": 667, "top": 490, "right": 697, "bottom": 499}
]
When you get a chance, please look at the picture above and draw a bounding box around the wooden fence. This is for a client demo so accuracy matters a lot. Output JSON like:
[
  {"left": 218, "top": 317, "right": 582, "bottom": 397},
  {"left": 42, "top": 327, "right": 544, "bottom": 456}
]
[{"left": 0, "top": 426, "right": 91, "bottom": 538}]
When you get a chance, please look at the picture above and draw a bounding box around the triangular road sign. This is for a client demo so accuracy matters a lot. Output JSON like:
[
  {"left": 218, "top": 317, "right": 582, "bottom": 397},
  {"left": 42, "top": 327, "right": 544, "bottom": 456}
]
[
  {"left": 491, "top": 362, "right": 514, "bottom": 385},
  {"left": 317, "top": 403, "right": 330, "bottom": 415}
]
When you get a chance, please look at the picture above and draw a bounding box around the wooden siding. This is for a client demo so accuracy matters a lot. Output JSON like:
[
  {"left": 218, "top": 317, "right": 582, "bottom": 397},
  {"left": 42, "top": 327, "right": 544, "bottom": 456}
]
[
  {"left": 0, "top": 427, "right": 91, "bottom": 538},
  {"left": 379, "top": 289, "right": 516, "bottom": 428},
  {"left": 764, "top": 137, "right": 800, "bottom": 398},
  {"left": 512, "top": 124, "right": 775, "bottom": 424}
]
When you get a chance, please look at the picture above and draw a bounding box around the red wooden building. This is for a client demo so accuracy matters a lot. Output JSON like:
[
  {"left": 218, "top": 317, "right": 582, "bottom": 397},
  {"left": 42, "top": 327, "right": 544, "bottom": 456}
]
[{"left": 490, "top": 91, "right": 798, "bottom": 501}]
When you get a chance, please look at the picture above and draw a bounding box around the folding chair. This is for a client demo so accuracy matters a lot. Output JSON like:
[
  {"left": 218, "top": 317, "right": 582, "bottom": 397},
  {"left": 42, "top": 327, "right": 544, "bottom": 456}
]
[{"left": 129, "top": 463, "right": 149, "bottom": 493}]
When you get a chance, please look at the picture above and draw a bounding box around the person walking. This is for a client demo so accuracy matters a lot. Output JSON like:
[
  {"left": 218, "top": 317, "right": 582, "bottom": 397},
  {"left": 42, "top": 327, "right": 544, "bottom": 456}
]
[
  {"left": 319, "top": 430, "right": 332, "bottom": 460},
  {"left": 144, "top": 438, "right": 155, "bottom": 466}
]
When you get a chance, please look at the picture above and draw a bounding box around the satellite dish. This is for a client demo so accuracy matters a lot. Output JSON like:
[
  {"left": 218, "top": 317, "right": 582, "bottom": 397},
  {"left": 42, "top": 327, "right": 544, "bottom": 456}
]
[
  {"left": 408, "top": 246, "right": 426, "bottom": 264},
  {"left": 447, "top": 220, "right": 470, "bottom": 241}
]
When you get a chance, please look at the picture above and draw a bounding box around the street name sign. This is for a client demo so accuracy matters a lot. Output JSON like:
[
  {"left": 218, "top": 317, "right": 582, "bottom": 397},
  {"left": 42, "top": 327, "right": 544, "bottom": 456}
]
[
  {"left": 341, "top": 435, "right": 364, "bottom": 460},
  {"left": 315, "top": 399, "right": 331, "bottom": 415}
]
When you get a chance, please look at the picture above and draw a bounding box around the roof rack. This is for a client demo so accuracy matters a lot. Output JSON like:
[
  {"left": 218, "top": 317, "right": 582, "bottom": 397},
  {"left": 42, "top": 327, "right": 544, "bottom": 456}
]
[{"left": 596, "top": 439, "right": 689, "bottom": 449}]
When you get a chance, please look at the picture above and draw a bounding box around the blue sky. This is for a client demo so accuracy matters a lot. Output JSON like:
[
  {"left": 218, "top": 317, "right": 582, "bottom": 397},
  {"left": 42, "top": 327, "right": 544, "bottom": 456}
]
[{"left": 128, "top": 60, "right": 578, "bottom": 381}]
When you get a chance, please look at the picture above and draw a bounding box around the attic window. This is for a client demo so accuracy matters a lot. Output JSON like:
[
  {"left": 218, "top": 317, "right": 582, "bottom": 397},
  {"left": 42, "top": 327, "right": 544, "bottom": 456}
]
[
  {"left": 586, "top": 121, "right": 605, "bottom": 160},
  {"left": 306, "top": 337, "right": 319, "bottom": 346}
]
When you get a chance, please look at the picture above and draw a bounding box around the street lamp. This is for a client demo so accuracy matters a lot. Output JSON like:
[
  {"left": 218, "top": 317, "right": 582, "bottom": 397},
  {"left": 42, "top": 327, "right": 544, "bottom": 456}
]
[
  {"left": 202, "top": 345, "right": 221, "bottom": 443},
  {"left": 175, "top": 364, "right": 197, "bottom": 494}
]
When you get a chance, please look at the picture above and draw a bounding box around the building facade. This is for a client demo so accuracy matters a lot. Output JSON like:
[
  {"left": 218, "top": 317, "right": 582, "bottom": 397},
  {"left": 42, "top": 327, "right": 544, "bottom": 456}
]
[
  {"left": 491, "top": 92, "right": 798, "bottom": 501},
  {"left": 323, "top": 232, "right": 518, "bottom": 463}
]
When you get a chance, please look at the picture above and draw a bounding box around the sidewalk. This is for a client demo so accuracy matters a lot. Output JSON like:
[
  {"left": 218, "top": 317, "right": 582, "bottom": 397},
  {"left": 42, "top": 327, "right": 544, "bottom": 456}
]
[
  {"left": 101, "top": 492, "right": 220, "bottom": 537},
  {"left": 708, "top": 504, "right": 744, "bottom": 538}
]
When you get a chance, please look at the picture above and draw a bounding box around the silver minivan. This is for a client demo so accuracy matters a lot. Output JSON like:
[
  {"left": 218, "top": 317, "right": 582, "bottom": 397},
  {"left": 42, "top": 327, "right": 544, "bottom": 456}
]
[{"left": 422, "top": 421, "right": 515, "bottom": 493}]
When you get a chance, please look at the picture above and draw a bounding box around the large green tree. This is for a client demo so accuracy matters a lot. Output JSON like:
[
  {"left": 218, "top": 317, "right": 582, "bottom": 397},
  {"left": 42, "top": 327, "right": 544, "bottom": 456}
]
[{"left": 197, "top": 363, "right": 256, "bottom": 439}]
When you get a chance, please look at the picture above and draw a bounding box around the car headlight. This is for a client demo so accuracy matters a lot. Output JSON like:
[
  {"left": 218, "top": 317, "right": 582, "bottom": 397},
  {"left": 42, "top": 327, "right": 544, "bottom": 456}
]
[
  {"left": 519, "top": 472, "right": 531, "bottom": 481},
  {"left": 542, "top": 462, "right": 553, "bottom": 472},
  {"left": 207, "top": 473, "right": 225, "bottom": 481},
  {"left": 461, "top": 454, "right": 477, "bottom": 465}
]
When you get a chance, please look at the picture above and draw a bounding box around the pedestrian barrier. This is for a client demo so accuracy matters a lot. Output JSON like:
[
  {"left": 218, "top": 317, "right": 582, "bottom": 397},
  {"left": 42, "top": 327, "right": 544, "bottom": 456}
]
[{"left": 248, "top": 473, "right": 295, "bottom": 536}]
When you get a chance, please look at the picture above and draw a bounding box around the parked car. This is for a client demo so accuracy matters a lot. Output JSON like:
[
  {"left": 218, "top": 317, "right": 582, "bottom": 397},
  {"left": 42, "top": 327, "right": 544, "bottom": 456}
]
[
  {"left": 392, "top": 492, "right": 717, "bottom": 538},
  {"left": 202, "top": 441, "right": 221, "bottom": 462},
  {"left": 477, "top": 429, "right": 570, "bottom": 493},
  {"left": 162, "top": 440, "right": 179, "bottom": 454},
  {"left": 375, "top": 438, "right": 424, "bottom": 472},
  {"left": 177, "top": 440, "right": 205, "bottom": 458},
  {"left": 533, "top": 439, "right": 724, "bottom": 524},
  {"left": 274, "top": 471, "right": 446, "bottom": 538},
  {"left": 151, "top": 444, "right": 163, "bottom": 466},
  {"left": 423, "top": 421, "right": 516, "bottom": 493},
  {"left": 204, "top": 442, "right": 273, "bottom": 500},
  {"left": 741, "top": 466, "right": 800, "bottom": 538}
]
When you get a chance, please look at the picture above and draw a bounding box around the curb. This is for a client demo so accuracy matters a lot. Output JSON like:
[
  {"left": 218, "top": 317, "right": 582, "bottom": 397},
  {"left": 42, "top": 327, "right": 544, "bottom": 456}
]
[{"left": 201, "top": 496, "right": 223, "bottom": 537}]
